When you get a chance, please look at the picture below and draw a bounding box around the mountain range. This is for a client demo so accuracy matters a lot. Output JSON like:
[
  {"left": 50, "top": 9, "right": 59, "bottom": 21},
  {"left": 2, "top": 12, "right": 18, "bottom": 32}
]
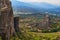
[{"left": 11, "top": 0, "right": 60, "bottom": 15}]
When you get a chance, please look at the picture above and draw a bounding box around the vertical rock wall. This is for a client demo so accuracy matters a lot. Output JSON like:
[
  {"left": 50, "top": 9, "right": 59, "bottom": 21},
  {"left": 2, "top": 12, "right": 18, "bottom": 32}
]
[
  {"left": 14, "top": 17, "right": 20, "bottom": 32},
  {"left": 0, "top": 0, "right": 15, "bottom": 40}
]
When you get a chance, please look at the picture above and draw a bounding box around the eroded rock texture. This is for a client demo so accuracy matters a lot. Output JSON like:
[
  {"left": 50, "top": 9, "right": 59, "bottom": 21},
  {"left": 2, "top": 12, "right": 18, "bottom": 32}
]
[
  {"left": 0, "top": 0, "right": 15, "bottom": 40},
  {"left": 14, "top": 17, "right": 20, "bottom": 32}
]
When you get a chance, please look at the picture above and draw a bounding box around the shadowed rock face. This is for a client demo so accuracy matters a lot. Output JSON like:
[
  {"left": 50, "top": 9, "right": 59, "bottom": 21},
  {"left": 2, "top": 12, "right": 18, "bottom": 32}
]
[
  {"left": 0, "top": 0, "right": 15, "bottom": 40},
  {"left": 14, "top": 17, "right": 20, "bottom": 32}
]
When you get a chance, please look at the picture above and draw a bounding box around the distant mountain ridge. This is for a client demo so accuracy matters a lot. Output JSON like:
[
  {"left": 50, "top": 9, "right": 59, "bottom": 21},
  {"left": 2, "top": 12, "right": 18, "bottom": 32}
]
[
  {"left": 12, "top": 1, "right": 39, "bottom": 12},
  {"left": 29, "top": 2, "right": 59, "bottom": 9},
  {"left": 12, "top": 0, "right": 60, "bottom": 14}
]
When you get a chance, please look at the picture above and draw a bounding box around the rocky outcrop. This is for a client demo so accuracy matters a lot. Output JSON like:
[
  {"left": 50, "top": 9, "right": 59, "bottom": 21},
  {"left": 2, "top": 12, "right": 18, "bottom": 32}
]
[
  {"left": 14, "top": 17, "right": 20, "bottom": 32},
  {"left": 0, "top": 0, "right": 15, "bottom": 40}
]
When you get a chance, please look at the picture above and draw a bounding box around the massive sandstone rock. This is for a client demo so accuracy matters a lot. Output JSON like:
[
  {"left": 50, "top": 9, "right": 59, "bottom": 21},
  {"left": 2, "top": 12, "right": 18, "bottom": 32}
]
[{"left": 0, "top": 0, "right": 15, "bottom": 40}]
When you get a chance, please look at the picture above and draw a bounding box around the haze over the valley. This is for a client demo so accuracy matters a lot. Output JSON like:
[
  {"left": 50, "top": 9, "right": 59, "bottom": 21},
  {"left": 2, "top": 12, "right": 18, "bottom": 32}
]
[
  {"left": 11, "top": 0, "right": 60, "bottom": 15},
  {"left": 11, "top": 0, "right": 60, "bottom": 6}
]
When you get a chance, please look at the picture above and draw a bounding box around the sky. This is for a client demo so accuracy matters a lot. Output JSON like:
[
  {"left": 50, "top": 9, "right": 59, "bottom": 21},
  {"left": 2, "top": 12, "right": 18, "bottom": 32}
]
[{"left": 11, "top": 0, "right": 60, "bottom": 6}]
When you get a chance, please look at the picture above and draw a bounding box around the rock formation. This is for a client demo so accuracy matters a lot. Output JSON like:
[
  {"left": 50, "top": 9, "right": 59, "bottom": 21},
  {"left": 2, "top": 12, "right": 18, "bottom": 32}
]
[
  {"left": 14, "top": 17, "right": 20, "bottom": 32},
  {"left": 0, "top": 0, "right": 15, "bottom": 40}
]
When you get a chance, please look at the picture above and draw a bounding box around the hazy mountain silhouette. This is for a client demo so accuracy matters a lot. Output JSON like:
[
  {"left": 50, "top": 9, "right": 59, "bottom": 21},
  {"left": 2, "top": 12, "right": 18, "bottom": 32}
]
[
  {"left": 30, "top": 2, "right": 59, "bottom": 9},
  {"left": 12, "top": 0, "right": 60, "bottom": 14}
]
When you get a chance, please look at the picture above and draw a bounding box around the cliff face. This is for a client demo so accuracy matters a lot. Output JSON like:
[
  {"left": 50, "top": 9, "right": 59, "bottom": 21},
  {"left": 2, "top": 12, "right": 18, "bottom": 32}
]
[{"left": 0, "top": 0, "right": 15, "bottom": 40}]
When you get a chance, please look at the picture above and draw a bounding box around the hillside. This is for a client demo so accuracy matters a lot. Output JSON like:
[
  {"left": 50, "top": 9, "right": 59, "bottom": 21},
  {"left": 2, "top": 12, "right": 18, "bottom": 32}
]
[{"left": 12, "top": 1, "right": 60, "bottom": 15}]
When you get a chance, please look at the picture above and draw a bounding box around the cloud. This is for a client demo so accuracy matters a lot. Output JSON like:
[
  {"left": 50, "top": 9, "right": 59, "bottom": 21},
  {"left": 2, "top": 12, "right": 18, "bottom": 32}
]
[
  {"left": 16, "top": 0, "right": 60, "bottom": 6},
  {"left": 17, "top": 0, "right": 40, "bottom": 2}
]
